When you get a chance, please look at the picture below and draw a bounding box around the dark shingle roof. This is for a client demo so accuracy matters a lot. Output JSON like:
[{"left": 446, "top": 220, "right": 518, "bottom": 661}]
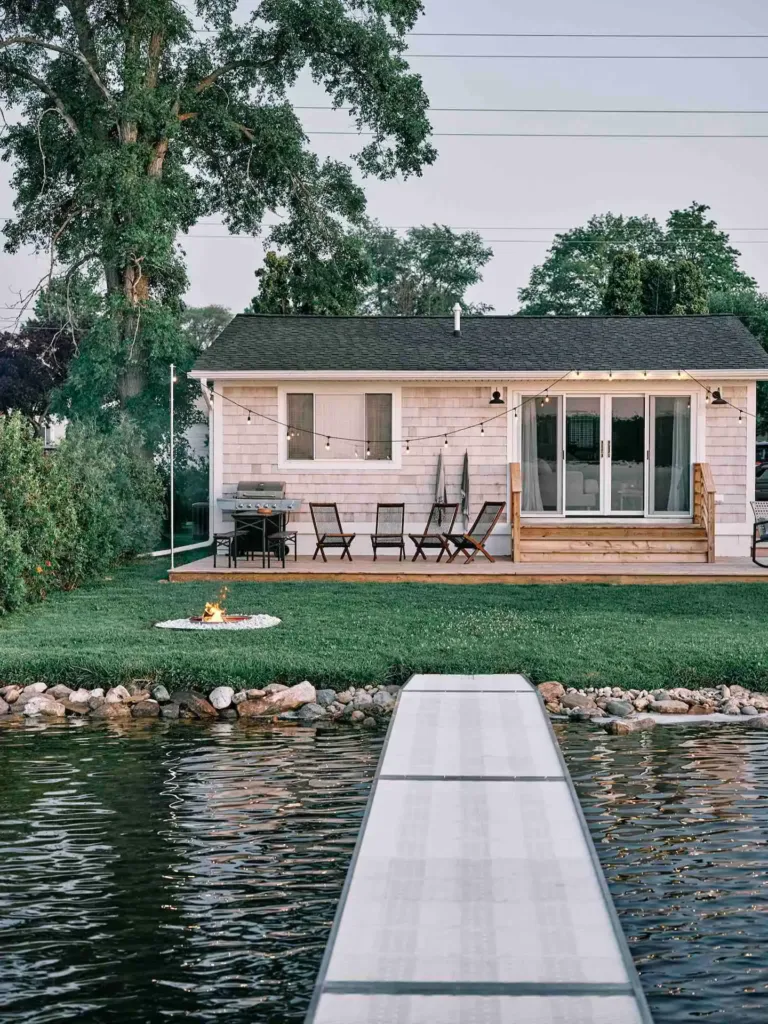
[{"left": 192, "top": 314, "right": 768, "bottom": 374}]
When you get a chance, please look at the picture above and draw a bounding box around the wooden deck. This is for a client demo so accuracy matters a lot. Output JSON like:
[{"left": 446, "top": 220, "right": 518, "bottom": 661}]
[
  {"left": 304, "top": 674, "right": 654, "bottom": 1024},
  {"left": 169, "top": 553, "right": 768, "bottom": 585}
]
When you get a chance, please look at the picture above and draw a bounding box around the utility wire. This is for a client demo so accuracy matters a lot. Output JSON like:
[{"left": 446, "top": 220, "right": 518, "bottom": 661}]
[
  {"left": 295, "top": 105, "right": 768, "bottom": 114},
  {"left": 307, "top": 131, "right": 768, "bottom": 138},
  {"left": 405, "top": 53, "right": 768, "bottom": 59}
]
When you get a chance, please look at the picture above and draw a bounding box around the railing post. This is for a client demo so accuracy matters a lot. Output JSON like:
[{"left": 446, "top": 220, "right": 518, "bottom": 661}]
[{"left": 509, "top": 462, "right": 522, "bottom": 562}]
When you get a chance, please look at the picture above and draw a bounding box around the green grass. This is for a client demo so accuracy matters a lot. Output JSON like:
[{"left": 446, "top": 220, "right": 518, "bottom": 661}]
[{"left": 0, "top": 558, "right": 767, "bottom": 691}]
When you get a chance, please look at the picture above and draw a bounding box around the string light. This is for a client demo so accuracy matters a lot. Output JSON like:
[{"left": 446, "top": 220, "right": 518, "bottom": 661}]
[
  {"left": 643, "top": 370, "right": 648, "bottom": 379},
  {"left": 608, "top": 369, "right": 613, "bottom": 379},
  {"left": 739, "top": 409, "right": 743, "bottom": 423},
  {"left": 480, "top": 422, "right": 485, "bottom": 434},
  {"left": 444, "top": 434, "right": 449, "bottom": 446},
  {"left": 325, "top": 436, "right": 331, "bottom": 450},
  {"left": 544, "top": 392, "right": 550, "bottom": 403},
  {"left": 406, "top": 439, "right": 410, "bottom": 452},
  {"left": 366, "top": 442, "right": 371, "bottom": 457},
  {"left": 247, "top": 411, "right": 251, "bottom": 423},
  {"left": 354, "top": 447, "right": 359, "bottom": 458}
]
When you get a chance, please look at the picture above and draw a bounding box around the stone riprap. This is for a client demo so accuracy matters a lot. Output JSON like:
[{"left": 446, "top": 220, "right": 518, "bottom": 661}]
[
  {"left": 538, "top": 681, "right": 768, "bottom": 732},
  {"left": 0, "top": 680, "right": 399, "bottom": 730}
]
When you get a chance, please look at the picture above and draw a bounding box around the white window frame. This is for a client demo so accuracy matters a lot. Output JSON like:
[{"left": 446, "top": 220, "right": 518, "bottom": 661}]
[
  {"left": 277, "top": 383, "right": 402, "bottom": 471},
  {"left": 513, "top": 385, "right": 699, "bottom": 519}
]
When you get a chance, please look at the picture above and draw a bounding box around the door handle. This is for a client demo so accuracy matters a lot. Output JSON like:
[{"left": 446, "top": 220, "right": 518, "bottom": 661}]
[
  {"left": 607, "top": 440, "right": 612, "bottom": 458},
  {"left": 600, "top": 440, "right": 604, "bottom": 457}
]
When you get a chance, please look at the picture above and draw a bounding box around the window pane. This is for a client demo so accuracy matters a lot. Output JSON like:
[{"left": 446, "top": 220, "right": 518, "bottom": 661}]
[
  {"left": 366, "top": 394, "right": 393, "bottom": 460},
  {"left": 316, "top": 394, "right": 365, "bottom": 460},
  {"left": 565, "top": 397, "right": 601, "bottom": 512},
  {"left": 287, "top": 394, "right": 314, "bottom": 459},
  {"left": 521, "top": 396, "right": 561, "bottom": 512},
  {"left": 611, "top": 397, "right": 645, "bottom": 512},
  {"left": 653, "top": 397, "right": 691, "bottom": 513}
]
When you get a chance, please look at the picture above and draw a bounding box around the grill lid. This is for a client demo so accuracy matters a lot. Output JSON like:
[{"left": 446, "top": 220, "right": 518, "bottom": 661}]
[{"left": 235, "top": 480, "right": 286, "bottom": 498}]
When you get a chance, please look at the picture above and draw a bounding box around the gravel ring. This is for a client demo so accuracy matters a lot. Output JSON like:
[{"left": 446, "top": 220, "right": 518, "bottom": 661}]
[{"left": 154, "top": 615, "right": 281, "bottom": 631}]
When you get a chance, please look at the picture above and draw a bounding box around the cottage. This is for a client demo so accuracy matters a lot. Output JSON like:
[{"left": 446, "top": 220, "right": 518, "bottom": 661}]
[{"left": 187, "top": 311, "right": 768, "bottom": 569}]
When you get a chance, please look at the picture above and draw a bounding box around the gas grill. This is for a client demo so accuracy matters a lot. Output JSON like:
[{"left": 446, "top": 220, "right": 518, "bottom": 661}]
[{"left": 216, "top": 482, "right": 302, "bottom": 561}]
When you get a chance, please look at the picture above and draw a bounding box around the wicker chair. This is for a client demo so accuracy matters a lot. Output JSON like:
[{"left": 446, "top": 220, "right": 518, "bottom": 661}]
[
  {"left": 443, "top": 501, "right": 506, "bottom": 564},
  {"left": 371, "top": 503, "right": 406, "bottom": 561},
  {"left": 310, "top": 503, "right": 356, "bottom": 562},
  {"left": 751, "top": 501, "right": 768, "bottom": 568},
  {"left": 409, "top": 503, "right": 459, "bottom": 562}
]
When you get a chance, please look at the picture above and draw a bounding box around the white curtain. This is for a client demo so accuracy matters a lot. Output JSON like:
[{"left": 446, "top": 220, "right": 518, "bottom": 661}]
[
  {"left": 666, "top": 398, "right": 690, "bottom": 512},
  {"left": 521, "top": 399, "right": 544, "bottom": 512}
]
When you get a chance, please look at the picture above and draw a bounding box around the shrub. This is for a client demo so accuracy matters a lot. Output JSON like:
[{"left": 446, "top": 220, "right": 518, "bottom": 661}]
[{"left": 0, "top": 413, "right": 164, "bottom": 611}]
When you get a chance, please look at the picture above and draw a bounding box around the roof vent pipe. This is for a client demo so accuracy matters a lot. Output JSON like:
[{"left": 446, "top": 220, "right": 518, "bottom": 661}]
[{"left": 453, "top": 303, "right": 461, "bottom": 337}]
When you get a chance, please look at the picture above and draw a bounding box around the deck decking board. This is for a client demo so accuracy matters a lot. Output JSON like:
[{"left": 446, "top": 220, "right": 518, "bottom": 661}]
[
  {"left": 169, "top": 553, "right": 768, "bottom": 584},
  {"left": 303, "top": 673, "right": 654, "bottom": 1024}
]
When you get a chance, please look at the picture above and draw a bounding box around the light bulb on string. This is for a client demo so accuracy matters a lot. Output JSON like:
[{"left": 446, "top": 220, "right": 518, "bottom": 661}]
[
  {"left": 354, "top": 447, "right": 359, "bottom": 458},
  {"left": 608, "top": 369, "right": 613, "bottom": 380},
  {"left": 514, "top": 406, "right": 518, "bottom": 418},
  {"left": 406, "top": 439, "right": 410, "bottom": 452},
  {"left": 739, "top": 409, "right": 743, "bottom": 423},
  {"left": 544, "top": 392, "right": 550, "bottom": 403},
  {"left": 643, "top": 370, "right": 648, "bottom": 379},
  {"left": 325, "top": 437, "right": 331, "bottom": 451},
  {"left": 366, "top": 442, "right": 371, "bottom": 457},
  {"left": 480, "top": 423, "right": 485, "bottom": 435},
  {"left": 246, "top": 411, "right": 251, "bottom": 424}
]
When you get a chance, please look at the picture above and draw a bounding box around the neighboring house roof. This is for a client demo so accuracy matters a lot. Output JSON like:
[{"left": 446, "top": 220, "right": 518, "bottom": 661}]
[{"left": 192, "top": 313, "right": 768, "bottom": 374}]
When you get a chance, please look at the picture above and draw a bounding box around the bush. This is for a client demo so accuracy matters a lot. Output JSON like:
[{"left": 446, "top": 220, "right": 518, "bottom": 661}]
[{"left": 0, "top": 413, "right": 164, "bottom": 612}]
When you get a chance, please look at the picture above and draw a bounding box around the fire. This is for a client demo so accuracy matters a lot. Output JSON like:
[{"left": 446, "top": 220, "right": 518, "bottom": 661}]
[{"left": 202, "top": 586, "right": 229, "bottom": 623}]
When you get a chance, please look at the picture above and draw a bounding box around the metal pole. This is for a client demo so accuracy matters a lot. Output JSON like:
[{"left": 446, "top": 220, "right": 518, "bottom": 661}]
[{"left": 170, "top": 363, "right": 175, "bottom": 572}]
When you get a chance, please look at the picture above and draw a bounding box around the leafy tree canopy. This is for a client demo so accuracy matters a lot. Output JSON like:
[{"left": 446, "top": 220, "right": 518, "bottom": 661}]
[
  {"left": 0, "top": 0, "right": 434, "bottom": 439},
  {"left": 519, "top": 202, "right": 755, "bottom": 316},
  {"left": 709, "top": 289, "right": 768, "bottom": 435},
  {"left": 250, "top": 221, "right": 494, "bottom": 315},
  {"left": 603, "top": 254, "right": 709, "bottom": 316},
  {"left": 359, "top": 223, "right": 494, "bottom": 315}
]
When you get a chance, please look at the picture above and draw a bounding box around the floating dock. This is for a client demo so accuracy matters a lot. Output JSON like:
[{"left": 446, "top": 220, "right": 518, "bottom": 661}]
[{"left": 304, "top": 673, "right": 653, "bottom": 1024}]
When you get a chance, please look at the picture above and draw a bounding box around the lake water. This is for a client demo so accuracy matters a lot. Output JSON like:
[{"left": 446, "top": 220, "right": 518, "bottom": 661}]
[{"left": 2, "top": 721, "right": 768, "bottom": 1022}]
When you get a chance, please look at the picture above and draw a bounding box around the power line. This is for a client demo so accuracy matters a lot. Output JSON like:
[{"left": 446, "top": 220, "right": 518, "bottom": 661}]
[
  {"left": 405, "top": 33, "right": 768, "bottom": 39},
  {"left": 307, "top": 130, "right": 768, "bottom": 138},
  {"left": 296, "top": 106, "right": 768, "bottom": 114},
  {"left": 181, "top": 235, "right": 768, "bottom": 243},
  {"left": 405, "top": 53, "right": 768, "bottom": 59}
]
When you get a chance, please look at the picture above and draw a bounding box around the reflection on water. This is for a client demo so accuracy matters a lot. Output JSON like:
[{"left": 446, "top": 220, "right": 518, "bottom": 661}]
[
  {"left": 0, "top": 722, "right": 382, "bottom": 1023},
  {"left": 558, "top": 724, "right": 768, "bottom": 1023}
]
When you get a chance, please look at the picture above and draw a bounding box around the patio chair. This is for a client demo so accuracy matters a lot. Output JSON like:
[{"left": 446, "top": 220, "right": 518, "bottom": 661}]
[
  {"left": 443, "top": 501, "right": 506, "bottom": 564},
  {"left": 409, "top": 503, "right": 459, "bottom": 562},
  {"left": 310, "top": 503, "right": 356, "bottom": 562},
  {"left": 751, "top": 501, "right": 768, "bottom": 568},
  {"left": 371, "top": 503, "right": 406, "bottom": 561}
]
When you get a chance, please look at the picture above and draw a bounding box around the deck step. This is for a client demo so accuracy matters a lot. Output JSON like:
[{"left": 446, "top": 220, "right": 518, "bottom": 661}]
[
  {"left": 522, "top": 551, "right": 708, "bottom": 563},
  {"left": 520, "top": 539, "right": 709, "bottom": 554},
  {"left": 521, "top": 525, "right": 705, "bottom": 540}
]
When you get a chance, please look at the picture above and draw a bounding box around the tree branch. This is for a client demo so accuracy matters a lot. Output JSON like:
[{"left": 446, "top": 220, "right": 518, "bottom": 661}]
[
  {"left": 1, "top": 63, "right": 78, "bottom": 133},
  {"left": 194, "top": 61, "right": 250, "bottom": 94},
  {"left": 0, "top": 35, "right": 113, "bottom": 104}
]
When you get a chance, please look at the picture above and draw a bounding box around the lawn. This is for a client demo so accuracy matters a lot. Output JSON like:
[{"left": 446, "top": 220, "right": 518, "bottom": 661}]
[{"left": 0, "top": 558, "right": 767, "bottom": 691}]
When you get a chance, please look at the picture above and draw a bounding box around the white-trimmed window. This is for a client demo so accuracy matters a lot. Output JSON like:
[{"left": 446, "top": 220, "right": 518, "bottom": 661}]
[{"left": 282, "top": 389, "right": 396, "bottom": 464}]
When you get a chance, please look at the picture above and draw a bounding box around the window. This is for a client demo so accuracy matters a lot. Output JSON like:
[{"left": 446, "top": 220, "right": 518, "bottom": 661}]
[{"left": 286, "top": 392, "right": 393, "bottom": 461}]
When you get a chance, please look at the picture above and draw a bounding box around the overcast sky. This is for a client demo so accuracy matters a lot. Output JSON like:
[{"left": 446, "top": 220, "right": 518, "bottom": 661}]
[{"left": 1, "top": 0, "right": 767, "bottom": 319}]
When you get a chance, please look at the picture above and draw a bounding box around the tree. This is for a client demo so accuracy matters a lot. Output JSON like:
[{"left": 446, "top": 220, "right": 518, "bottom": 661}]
[
  {"left": 641, "top": 260, "right": 675, "bottom": 316},
  {"left": 672, "top": 260, "right": 709, "bottom": 315},
  {"left": 0, "top": 2, "right": 434, "bottom": 434},
  {"left": 518, "top": 213, "right": 664, "bottom": 315},
  {"left": 181, "top": 305, "right": 232, "bottom": 351},
  {"left": 0, "top": 323, "right": 75, "bottom": 433},
  {"left": 360, "top": 223, "right": 494, "bottom": 315},
  {"left": 518, "top": 203, "right": 754, "bottom": 315},
  {"left": 602, "top": 252, "right": 643, "bottom": 315}
]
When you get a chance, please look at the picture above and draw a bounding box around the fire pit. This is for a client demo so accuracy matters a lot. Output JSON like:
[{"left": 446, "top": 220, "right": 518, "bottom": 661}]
[{"left": 155, "top": 587, "right": 281, "bottom": 631}]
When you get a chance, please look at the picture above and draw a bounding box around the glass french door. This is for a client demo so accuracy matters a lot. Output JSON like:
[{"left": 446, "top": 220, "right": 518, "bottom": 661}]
[
  {"left": 520, "top": 393, "right": 692, "bottom": 517},
  {"left": 564, "top": 397, "right": 602, "bottom": 513},
  {"left": 608, "top": 397, "right": 645, "bottom": 514}
]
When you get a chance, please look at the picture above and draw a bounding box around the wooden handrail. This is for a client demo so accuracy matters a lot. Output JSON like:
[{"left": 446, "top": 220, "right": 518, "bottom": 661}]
[
  {"left": 509, "top": 462, "right": 522, "bottom": 562},
  {"left": 693, "top": 462, "right": 716, "bottom": 563}
]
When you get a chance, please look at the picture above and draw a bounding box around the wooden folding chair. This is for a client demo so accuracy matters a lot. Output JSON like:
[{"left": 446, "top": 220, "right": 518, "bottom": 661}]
[
  {"left": 443, "top": 501, "right": 506, "bottom": 564},
  {"left": 371, "top": 503, "right": 406, "bottom": 561},
  {"left": 310, "top": 503, "right": 356, "bottom": 562},
  {"left": 409, "top": 503, "right": 459, "bottom": 561}
]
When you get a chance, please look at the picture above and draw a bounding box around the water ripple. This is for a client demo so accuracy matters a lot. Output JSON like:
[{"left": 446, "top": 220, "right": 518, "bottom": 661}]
[{"left": 0, "top": 724, "right": 382, "bottom": 1023}]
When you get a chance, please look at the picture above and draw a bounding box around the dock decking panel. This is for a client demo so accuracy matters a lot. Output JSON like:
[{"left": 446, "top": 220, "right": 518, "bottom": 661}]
[
  {"left": 313, "top": 994, "right": 647, "bottom": 1023},
  {"left": 304, "top": 674, "right": 653, "bottom": 1024},
  {"left": 380, "top": 691, "right": 562, "bottom": 779}
]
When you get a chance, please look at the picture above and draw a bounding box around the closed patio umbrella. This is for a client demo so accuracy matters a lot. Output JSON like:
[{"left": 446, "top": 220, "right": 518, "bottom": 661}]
[
  {"left": 460, "top": 450, "right": 470, "bottom": 529},
  {"left": 435, "top": 452, "right": 447, "bottom": 524}
]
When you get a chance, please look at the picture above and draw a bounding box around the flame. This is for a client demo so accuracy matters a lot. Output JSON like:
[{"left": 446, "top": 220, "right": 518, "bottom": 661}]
[{"left": 202, "top": 586, "right": 229, "bottom": 623}]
